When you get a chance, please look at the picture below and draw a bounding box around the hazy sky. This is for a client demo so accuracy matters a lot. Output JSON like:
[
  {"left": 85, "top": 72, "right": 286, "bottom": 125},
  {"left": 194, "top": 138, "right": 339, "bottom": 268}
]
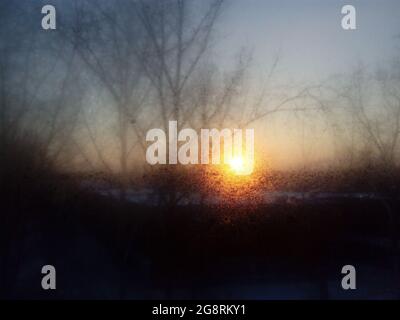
[
  {"left": 15, "top": 0, "right": 399, "bottom": 171},
  {"left": 210, "top": 0, "right": 400, "bottom": 169},
  {"left": 217, "top": 0, "right": 400, "bottom": 82}
]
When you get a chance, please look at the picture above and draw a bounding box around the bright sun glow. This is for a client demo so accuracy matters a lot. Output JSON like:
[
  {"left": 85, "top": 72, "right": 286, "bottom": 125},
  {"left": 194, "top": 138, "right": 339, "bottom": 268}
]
[
  {"left": 230, "top": 156, "right": 244, "bottom": 171},
  {"left": 228, "top": 156, "right": 253, "bottom": 175}
]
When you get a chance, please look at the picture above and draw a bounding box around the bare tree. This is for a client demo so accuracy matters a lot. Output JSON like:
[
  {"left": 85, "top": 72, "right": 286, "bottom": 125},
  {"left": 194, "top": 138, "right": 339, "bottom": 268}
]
[
  {"left": 0, "top": 1, "right": 86, "bottom": 298},
  {"left": 308, "top": 61, "right": 400, "bottom": 292},
  {"left": 134, "top": 0, "right": 224, "bottom": 129},
  {"left": 65, "top": 0, "right": 151, "bottom": 196}
]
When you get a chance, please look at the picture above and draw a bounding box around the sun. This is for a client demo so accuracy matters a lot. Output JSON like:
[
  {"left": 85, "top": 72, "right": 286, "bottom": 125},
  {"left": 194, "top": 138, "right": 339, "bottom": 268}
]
[
  {"left": 229, "top": 156, "right": 244, "bottom": 171},
  {"left": 228, "top": 156, "right": 253, "bottom": 175}
]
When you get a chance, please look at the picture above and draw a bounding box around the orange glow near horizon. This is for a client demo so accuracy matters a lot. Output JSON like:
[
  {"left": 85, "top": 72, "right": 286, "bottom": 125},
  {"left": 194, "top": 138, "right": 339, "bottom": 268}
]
[
  {"left": 228, "top": 155, "right": 254, "bottom": 176},
  {"left": 201, "top": 155, "right": 268, "bottom": 212}
]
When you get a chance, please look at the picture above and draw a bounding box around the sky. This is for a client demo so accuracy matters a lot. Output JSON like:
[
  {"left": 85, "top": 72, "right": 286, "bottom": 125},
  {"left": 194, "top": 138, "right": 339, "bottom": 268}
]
[
  {"left": 8, "top": 0, "right": 399, "bottom": 171},
  {"left": 217, "top": 0, "right": 400, "bottom": 82},
  {"left": 210, "top": 0, "right": 400, "bottom": 169}
]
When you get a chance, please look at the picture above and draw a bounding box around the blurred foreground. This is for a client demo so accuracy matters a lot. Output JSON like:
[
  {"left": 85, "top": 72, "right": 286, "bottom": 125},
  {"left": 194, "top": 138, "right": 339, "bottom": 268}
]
[{"left": 1, "top": 167, "right": 399, "bottom": 299}]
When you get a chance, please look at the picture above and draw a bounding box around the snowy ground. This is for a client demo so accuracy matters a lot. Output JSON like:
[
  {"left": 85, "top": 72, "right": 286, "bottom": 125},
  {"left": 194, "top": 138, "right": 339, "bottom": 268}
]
[{"left": 81, "top": 180, "right": 384, "bottom": 206}]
